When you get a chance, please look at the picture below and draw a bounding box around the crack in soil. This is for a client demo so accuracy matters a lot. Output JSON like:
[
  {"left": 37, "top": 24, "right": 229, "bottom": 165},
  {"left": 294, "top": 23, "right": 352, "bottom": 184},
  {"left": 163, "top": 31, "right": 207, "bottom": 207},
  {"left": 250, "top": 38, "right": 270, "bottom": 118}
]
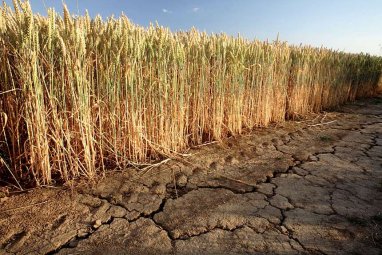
[{"left": 2, "top": 97, "right": 382, "bottom": 254}]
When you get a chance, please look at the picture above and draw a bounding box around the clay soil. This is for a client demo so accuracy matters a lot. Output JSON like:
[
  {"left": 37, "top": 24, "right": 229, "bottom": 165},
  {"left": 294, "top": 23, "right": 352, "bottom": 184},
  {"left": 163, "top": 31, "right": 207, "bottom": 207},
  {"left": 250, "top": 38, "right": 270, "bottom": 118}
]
[{"left": 1, "top": 96, "right": 382, "bottom": 255}]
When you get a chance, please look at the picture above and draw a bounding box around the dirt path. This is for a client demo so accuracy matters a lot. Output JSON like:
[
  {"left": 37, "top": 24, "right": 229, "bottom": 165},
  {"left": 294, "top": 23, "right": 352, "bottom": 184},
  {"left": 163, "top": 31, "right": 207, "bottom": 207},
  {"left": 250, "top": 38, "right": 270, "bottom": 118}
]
[{"left": 1, "top": 97, "right": 382, "bottom": 255}]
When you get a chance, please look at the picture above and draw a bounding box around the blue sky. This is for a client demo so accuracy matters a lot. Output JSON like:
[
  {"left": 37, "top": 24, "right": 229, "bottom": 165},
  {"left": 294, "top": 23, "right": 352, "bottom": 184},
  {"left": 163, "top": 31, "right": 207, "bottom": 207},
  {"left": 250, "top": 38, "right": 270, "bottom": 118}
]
[{"left": 4, "top": 0, "right": 382, "bottom": 56}]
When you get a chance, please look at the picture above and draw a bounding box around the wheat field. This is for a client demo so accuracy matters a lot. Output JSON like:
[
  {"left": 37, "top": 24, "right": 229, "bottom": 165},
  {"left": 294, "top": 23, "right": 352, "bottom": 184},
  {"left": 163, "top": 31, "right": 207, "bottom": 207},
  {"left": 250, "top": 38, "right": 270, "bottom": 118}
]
[{"left": 1, "top": 1, "right": 381, "bottom": 187}]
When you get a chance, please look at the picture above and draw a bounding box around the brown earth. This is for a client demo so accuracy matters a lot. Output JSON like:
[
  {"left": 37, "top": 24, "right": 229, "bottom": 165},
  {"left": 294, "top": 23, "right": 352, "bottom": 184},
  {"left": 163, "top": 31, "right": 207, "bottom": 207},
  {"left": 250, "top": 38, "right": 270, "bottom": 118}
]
[{"left": 1, "top": 96, "right": 382, "bottom": 255}]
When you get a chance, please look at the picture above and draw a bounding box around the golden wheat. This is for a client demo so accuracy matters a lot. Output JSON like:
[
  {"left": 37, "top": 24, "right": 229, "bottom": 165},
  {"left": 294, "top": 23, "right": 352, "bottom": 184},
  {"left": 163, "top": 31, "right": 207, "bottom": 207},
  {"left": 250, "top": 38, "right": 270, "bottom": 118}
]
[{"left": 0, "top": 1, "right": 381, "bottom": 186}]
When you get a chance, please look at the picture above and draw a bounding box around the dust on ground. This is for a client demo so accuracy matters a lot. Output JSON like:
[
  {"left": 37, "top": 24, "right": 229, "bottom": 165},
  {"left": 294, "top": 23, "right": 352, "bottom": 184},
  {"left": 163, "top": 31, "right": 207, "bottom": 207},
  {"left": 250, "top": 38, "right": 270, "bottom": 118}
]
[{"left": 1, "top": 96, "right": 382, "bottom": 255}]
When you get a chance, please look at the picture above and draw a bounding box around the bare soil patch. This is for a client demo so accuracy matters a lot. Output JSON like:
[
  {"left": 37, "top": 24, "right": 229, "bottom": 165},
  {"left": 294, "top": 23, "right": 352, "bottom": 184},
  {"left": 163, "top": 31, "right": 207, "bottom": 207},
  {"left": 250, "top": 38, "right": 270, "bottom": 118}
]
[{"left": 1, "top": 96, "right": 382, "bottom": 255}]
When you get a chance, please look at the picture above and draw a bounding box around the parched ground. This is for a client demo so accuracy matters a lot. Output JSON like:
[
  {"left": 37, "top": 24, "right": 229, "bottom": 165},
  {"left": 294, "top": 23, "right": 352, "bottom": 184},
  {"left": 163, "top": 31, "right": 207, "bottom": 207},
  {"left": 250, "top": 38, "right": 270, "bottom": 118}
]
[{"left": 1, "top": 96, "right": 382, "bottom": 255}]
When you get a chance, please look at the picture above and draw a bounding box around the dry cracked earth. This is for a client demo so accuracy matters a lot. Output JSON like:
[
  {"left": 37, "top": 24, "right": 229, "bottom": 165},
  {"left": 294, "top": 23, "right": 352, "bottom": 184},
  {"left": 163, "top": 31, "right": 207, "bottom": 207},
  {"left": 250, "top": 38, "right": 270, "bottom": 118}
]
[{"left": 1, "top": 96, "right": 382, "bottom": 255}]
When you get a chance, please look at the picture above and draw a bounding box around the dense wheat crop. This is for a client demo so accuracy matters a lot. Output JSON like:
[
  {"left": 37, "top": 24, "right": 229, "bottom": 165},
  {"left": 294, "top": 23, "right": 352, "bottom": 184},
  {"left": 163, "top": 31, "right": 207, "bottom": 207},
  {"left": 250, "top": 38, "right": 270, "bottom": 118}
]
[{"left": 1, "top": 1, "right": 381, "bottom": 187}]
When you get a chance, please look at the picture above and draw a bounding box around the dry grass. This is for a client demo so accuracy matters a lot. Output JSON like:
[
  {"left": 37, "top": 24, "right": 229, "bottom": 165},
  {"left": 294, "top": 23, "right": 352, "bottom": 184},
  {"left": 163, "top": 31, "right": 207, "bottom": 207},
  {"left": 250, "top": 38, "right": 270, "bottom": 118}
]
[{"left": 1, "top": 1, "right": 382, "bottom": 186}]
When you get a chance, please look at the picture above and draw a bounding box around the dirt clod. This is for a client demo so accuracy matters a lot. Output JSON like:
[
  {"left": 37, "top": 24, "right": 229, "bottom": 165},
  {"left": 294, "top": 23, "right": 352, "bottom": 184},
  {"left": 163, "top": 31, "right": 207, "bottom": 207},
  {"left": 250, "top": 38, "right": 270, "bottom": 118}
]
[{"left": 93, "top": 220, "right": 102, "bottom": 229}]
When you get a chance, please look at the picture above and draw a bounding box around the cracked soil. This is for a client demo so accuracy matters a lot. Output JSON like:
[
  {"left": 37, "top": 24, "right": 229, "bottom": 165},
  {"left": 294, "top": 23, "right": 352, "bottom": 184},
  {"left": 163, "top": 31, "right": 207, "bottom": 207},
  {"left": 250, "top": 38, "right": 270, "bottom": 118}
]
[{"left": 1, "top": 96, "right": 382, "bottom": 255}]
